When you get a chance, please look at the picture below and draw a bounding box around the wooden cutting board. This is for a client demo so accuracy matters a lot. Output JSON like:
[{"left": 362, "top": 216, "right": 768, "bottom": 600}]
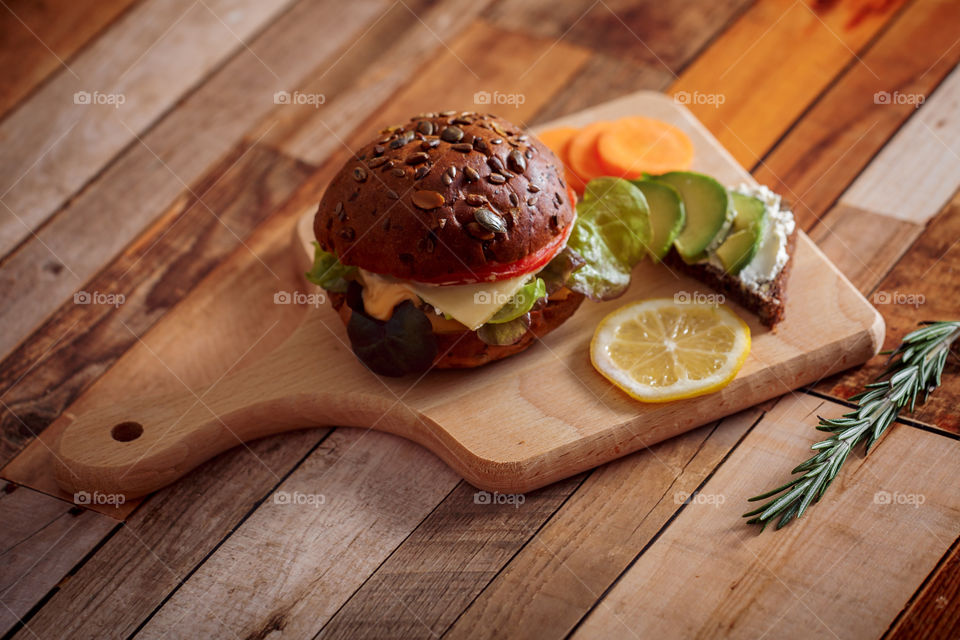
[{"left": 52, "top": 92, "right": 883, "bottom": 499}]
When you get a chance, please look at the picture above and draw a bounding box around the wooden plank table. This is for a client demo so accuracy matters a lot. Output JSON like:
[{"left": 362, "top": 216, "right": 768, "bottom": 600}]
[{"left": 2, "top": 1, "right": 958, "bottom": 637}]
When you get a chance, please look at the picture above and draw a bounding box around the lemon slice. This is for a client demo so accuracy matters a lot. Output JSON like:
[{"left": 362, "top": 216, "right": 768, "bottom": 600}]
[{"left": 591, "top": 298, "right": 750, "bottom": 402}]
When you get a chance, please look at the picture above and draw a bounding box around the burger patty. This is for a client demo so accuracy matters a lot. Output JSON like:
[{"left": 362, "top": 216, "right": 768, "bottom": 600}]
[{"left": 327, "top": 289, "right": 585, "bottom": 369}]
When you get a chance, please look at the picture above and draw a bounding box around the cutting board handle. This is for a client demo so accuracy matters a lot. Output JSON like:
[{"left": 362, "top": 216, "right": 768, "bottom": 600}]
[{"left": 52, "top": 325, "right": 422, "bottom": 500}]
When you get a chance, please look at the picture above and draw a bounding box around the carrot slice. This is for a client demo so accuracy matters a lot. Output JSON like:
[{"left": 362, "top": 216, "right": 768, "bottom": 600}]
[
  {"left": 566, "top": 121, "right": 611, "bottom": 186},
  {"left": 595, "top": 117, "right": 694, "bottom": 179},
  {"left": 536, "top": 126, "right": 586, "bottom": 193},
  {"left": 536, "top": 126, "right": 579, "bottom": 156}
]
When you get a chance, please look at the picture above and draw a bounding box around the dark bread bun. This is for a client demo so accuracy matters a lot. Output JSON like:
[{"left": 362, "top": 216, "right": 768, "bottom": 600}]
[
  {"left": 328, "top": 290, "right": 585, "bottom": 369},
  {"left": 314, "top": 111, "right": 574, "bottom": 282}
]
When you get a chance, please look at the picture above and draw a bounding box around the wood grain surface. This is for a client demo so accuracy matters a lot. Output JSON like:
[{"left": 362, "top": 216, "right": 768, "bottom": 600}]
[
  {"left": 3, "top": 1, "right": 960, "bottom": 638},
  {"left": 670, "top": 0, "right": 908, "bottom": 167},
  {"left": 841, "top": 65, "right": 960, "bottom": 224},
  {"left": 754, "top": 0, "right": 960, "bottom": 230},
  {"left": 0, "top": 485, "right": 116, "bottom": 636},
  {"left": 0, "top": 0, "right": 138, "bottom": 118},
  {"left": 817, "top": 191, "right": 960, "bottom": 432},
  {"left": 0, "top": 0, "right": 296, "bottom": 258},
  {"left": 0, "top": 0, "right": 392, "bottom": 365},
  {"left": 570, "top": 393, "right": 960, "bottom": 640}
]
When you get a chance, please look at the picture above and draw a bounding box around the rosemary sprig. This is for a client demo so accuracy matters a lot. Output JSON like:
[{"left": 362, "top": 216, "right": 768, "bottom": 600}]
[{"left": 745, "top": 320, "right": 960, "bottom": 530}]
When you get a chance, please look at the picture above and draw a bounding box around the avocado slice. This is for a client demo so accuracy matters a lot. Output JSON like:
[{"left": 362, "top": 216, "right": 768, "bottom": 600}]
[
  {"left": 632, "top": 179, "right": 685, "bottom": 260},
  {"left": 729, "top": 191, "right": 766, "bottom": 235},
  {"left": 652, "top": 171, "right": 731, "bottom": 263},
  {"left": 714, "top": 230, "right": 758, "bottom": 274},
  {"left": 715, "top": 191, "right": 768, "bottom": 274}
]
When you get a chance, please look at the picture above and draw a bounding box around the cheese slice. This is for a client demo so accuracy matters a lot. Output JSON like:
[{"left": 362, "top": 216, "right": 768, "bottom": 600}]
[{"left": 359, "top": 269, "right": 533, "bottom": 331}]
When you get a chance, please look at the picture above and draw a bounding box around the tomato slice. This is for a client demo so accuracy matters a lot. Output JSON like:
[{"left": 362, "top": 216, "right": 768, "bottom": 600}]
[{"left": 416, "top": 186, "right": 579, "bottom": 285}]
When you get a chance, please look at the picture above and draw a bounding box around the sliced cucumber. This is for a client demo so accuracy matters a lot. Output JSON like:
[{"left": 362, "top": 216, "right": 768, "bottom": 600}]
[
  {"left": 652, "top": 171, "right": 731, "bottom": 262},
  {"left": 632, "top": 179, "right": 685, "bottom": 260}
]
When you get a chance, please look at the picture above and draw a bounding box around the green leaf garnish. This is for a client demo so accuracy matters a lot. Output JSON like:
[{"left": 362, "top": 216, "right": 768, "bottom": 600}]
[
  {"left": 566, "top": 178, "right": 651, "bottom": 300},
  {"left": 745, "top": 321, "right": 960, "bottom": 530},
  {"left": 346, "top": 299, "right": 438, "bottom": 377},
  {"left": 487, "top": 278, "right": 546, "bottom": 324},
  {"left": 305, "top": 242, "right": 358, "bottom": 293}
]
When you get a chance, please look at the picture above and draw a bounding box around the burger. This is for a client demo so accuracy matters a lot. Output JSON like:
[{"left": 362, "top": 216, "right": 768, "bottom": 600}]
[{"left": 308, "top": 111, "right": 586, "bottom": 376}]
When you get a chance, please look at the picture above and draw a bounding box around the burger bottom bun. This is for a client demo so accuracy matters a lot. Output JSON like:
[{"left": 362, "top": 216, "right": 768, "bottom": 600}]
[{"left": 327, "top": 290, "right": 585, "bottom": 369}]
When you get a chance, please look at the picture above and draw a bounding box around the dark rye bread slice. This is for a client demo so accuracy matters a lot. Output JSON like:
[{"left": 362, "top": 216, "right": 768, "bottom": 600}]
[{"left": 664, "top": 227, "right": 798, "bottom": 328}]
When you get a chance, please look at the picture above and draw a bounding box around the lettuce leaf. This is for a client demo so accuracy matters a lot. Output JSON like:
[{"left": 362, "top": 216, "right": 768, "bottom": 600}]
[
  {"left": 487, "top": 278, "right": 546, "bottom": 324},
  {"left": 566, "top": 178, "right": 651, "bottom": 300},
  {"left": 305, "top": 242, "right": 357, "bottom": 293},
  {"left": 539, "top": 247, "right": 586, "bottom": 294}
]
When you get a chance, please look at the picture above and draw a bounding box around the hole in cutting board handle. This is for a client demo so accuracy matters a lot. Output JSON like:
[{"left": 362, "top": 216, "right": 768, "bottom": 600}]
[{"left": 111, "top": 421, "right": 143, "bottom": 442}]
